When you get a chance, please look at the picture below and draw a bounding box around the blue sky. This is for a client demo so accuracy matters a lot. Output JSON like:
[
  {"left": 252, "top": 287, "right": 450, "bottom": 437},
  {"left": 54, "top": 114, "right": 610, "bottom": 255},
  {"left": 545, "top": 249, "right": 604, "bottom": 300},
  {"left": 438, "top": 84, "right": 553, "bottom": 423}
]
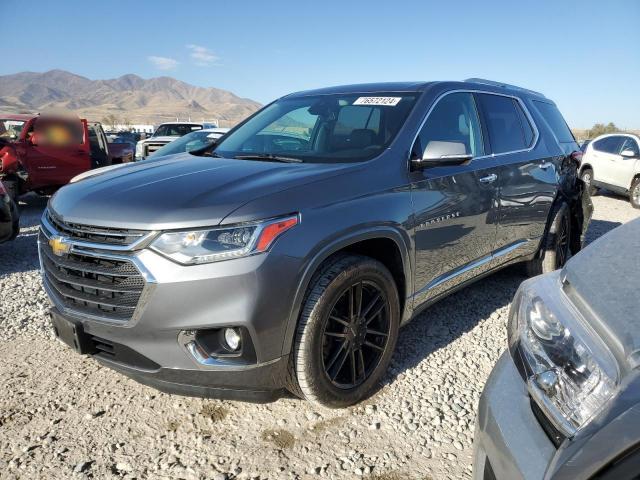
[{"left": 2, "top": 0, "right": 639, "bottom": 128}]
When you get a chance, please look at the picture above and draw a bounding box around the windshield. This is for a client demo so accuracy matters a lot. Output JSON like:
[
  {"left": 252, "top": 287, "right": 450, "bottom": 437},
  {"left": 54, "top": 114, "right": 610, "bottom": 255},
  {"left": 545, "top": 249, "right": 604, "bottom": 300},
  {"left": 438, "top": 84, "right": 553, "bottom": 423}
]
[
  {"left": 153, "top": 124, "right": 202, "bottom": 137},
  {"left": 149, "top": 130, "right": 223, "bottom": 158},
  {"left": 0, "top": 119, "right": 26, "bottom": 140},
  {"left": 214, "top": 93, "right": 419, "bottom": 163}
]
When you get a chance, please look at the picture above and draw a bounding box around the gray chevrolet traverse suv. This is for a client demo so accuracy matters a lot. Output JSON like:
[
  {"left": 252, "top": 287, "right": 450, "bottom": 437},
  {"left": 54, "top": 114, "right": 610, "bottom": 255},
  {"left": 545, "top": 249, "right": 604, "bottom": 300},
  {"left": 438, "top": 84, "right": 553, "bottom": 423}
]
[{"left": 39, "top": 79, "right": 591, "bottom": 407}]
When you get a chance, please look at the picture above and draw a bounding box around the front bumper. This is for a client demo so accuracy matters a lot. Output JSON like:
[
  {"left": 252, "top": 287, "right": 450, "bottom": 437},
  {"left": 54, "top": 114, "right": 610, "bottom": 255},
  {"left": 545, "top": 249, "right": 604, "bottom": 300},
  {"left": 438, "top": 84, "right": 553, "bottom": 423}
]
[
  {"left": 473, "top": 352, "right": 556, "bottom": 480},
  {"left": 92, "top": 331, "right": 290, "bottom": 402},
  {"left": 41, "top": 228, "right": 304, "bottom": 401}
]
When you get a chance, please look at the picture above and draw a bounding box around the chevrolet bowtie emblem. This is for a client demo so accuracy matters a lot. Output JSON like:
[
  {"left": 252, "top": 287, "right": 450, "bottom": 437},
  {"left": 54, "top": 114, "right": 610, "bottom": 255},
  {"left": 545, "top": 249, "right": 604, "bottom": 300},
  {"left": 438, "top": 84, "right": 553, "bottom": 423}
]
[{"left": 49, "top": 236, "right": 72, "bottom": 256}]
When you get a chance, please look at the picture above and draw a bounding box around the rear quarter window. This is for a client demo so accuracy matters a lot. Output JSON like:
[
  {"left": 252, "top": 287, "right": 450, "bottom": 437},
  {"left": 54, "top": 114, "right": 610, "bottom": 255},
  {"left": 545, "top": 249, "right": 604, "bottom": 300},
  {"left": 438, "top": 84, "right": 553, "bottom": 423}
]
[{"left": 532, "top": 101, "right": 575, "bottom": 144}]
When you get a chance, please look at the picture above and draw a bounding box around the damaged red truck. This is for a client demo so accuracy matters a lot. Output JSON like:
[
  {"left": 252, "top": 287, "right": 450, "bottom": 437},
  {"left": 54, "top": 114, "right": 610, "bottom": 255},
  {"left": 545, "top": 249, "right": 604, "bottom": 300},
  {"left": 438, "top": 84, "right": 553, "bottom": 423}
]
[{"left": 0, "top": 114, "right": 112, "bottom": 199}]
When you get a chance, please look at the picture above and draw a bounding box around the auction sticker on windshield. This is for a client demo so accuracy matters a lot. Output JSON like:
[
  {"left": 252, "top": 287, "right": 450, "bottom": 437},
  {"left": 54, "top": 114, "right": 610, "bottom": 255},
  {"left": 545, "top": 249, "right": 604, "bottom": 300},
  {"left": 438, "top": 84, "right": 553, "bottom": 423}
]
[{"left": 353, "top": 97, "right": 402, "bottom": 106}]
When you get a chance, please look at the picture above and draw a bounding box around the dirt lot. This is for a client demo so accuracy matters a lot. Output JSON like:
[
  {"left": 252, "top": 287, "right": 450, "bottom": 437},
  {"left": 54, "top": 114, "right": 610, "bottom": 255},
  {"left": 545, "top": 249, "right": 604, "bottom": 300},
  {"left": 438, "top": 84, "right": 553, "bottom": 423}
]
[{"left": 1, "top": 194, "right": 638, "bottom": 480}]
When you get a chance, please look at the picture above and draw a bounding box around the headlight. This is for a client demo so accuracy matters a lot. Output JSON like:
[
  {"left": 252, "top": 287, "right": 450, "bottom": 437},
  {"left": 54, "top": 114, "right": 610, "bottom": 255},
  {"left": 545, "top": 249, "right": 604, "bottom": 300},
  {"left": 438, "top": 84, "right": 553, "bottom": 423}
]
[
  {"left": 150, "top": 215, "right": 298, "bottom": 265},
  {"left": 508, "top": 275, "right": 618, "bottom": 437}
]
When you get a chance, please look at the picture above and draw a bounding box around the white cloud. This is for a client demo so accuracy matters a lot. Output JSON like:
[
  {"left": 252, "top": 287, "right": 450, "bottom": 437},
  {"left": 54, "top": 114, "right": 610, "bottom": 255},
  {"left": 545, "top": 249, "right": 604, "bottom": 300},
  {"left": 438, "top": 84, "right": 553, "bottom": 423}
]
[
  {"left": 186, "top": 44, "right": 220, "bottom": 66},
  {"left": 147, "top": 56, "right": 179, "bottom": 70}
]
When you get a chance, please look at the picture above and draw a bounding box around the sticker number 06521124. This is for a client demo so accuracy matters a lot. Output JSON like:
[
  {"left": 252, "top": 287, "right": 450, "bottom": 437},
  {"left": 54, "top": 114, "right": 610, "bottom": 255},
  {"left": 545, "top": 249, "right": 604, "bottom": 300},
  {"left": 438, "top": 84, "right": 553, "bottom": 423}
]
[{"left": 353, "top": 97, "right": 402, "bottom": 106}]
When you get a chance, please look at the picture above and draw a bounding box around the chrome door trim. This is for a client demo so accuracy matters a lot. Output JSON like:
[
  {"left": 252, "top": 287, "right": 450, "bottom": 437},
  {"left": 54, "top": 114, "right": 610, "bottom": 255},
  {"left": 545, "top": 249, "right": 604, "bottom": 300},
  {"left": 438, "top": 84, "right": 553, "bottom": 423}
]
[{"left": 422, "top": 240, "right": 529, "bottom": 293}]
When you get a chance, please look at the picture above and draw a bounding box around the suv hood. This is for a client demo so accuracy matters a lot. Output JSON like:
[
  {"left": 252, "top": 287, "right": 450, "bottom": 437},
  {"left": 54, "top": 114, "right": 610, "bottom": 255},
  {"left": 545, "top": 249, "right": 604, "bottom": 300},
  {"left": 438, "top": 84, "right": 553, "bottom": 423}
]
[
  {"left": 562, "top": 218, "right": 640, "bottom": 369},
  {"left": 49, "top": 154, "right": 349, "bottom": 230}
]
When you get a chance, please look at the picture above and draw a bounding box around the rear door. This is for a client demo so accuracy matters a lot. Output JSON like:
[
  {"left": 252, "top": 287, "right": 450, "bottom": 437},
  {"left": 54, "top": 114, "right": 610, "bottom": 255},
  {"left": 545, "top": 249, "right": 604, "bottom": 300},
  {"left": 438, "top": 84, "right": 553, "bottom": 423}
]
[
  {"left": 24, "top": 117, "right": 90, "bottom": 188},
  {"left": 477, "top": 93, "right": 557, "bottom": 259},
  {"left": 590, "top": 136, "right": 625, "bottom": 185},
  {"left": 610, "top": 136, "right": 640, "bottom": 189},
  {"left": 410, "top": 92, "right": 500, "bottom": 305}
]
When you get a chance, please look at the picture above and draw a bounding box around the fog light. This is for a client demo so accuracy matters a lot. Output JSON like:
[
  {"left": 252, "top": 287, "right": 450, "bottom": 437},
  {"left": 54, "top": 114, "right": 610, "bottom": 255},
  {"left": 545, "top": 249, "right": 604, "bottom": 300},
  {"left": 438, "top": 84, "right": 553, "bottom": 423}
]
[{"left": 224, "top": 328, "right": 241, "bottom": 351}]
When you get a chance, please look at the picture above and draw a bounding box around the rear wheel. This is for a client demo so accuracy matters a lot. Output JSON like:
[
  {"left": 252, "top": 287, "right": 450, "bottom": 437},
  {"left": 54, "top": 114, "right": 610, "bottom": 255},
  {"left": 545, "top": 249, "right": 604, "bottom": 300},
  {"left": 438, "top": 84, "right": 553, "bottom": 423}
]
[
  {"left": 526, "top": 203, "right": 572, "bottom": 277},
  {"left": 288, "top": 254, "right": 400, "bottom": 408},
  {"left": 580, "top": 168, "right": 598, "bottom": 196},
  {"left": 630, "top": 178, "right": 640, "bottom": 209}
]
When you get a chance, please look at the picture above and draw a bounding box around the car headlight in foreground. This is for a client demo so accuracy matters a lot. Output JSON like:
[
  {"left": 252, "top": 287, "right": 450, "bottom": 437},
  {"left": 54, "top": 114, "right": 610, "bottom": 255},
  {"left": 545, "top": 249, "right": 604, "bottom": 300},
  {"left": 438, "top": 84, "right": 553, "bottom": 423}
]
[
  {"left": 150, "top": 215, "right": 299, "bottom": 265},
  {"left": 508, "top": 275, "right": 619, "bottom": 438}
]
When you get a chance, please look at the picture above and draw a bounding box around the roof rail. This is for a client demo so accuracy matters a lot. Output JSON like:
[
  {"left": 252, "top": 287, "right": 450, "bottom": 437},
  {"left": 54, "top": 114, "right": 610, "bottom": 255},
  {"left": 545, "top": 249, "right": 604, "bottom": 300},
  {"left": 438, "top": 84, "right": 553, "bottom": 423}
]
[{"left": 464, "top": 78, "right": 546, "bottom": 98}]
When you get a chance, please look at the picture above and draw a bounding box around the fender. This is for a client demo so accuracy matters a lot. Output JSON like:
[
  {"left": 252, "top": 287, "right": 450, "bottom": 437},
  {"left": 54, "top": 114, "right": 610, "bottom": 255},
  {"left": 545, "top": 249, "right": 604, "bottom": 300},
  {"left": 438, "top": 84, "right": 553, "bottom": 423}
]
[
  {"left": 279, "top": 226, "right": 413, "bottom": 356},
  {"left": 535, "top": 180, "right": 592, "bottom": 259}
]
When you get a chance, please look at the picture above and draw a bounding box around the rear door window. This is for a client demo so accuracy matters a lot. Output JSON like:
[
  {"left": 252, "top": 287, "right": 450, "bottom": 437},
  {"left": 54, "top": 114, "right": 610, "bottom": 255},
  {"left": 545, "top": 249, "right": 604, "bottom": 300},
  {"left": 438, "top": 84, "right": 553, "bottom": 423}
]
[
  {"left": 593, "top": 136, "right": 624, "bottom": 154},
  {"left": 532, "top": 101, "right": 575, "bottom": 144},
  {"left": 477, "top": 94, "right": 529, "bottom": 154}
]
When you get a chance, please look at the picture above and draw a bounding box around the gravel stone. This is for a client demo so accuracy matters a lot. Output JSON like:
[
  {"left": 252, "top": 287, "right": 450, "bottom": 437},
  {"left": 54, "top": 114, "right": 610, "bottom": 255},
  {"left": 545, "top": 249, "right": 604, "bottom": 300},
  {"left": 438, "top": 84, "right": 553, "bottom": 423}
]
[{"left": 0, "top": 194, "right": 637, "bottom": 479}]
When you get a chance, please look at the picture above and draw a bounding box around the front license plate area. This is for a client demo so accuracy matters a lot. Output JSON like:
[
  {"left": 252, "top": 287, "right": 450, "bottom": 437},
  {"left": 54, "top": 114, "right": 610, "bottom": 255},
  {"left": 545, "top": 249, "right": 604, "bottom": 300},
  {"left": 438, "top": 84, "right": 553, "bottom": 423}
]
[{"left": 50, "top": 311, "right": 96, "bottom": 355}]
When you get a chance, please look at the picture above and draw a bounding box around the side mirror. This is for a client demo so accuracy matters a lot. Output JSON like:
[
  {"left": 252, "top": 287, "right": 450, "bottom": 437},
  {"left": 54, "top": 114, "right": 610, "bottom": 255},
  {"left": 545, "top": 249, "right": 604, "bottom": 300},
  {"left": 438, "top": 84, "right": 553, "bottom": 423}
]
[
  {"left": 28, "top": 133, "right": 39, "bottom": 146},
  {"left": 411, "top": 141, "right": 472, "bottom": 169},
  {"left": 620, "top": 149, "right": 637, "bottom": 158}
]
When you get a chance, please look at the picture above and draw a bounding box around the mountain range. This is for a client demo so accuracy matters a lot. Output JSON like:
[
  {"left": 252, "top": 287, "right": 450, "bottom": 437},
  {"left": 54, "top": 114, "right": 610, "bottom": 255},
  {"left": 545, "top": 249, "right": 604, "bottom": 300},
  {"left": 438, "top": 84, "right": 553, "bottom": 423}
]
[{"left": 0, "top": 70, "right": 261, "bottom": 127}]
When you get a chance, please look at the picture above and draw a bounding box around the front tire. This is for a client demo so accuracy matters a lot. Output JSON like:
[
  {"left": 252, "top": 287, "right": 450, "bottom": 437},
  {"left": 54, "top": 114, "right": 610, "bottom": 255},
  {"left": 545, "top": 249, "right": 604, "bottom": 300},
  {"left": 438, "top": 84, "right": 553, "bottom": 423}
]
[
  {"left": 630, "top": 178, "right": 640, "bottom": 209},
  {"left": 580, "top": 168, "right": 598, "bottom": 196},
  {"left": 288, "top": 254, "right": 400, "bottom": 408},
  {"left": 526, "top": 202, "right": 572, "bottom": 277}
]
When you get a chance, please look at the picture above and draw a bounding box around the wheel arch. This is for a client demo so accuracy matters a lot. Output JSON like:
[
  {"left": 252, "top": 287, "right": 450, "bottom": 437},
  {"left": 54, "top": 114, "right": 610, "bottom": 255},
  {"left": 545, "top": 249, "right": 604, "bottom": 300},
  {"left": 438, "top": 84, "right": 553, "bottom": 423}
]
[
  {"left": 540, "top": 185, "right": 591, "bottom": 259},
  {"left": 579, "top": 163, "right": 593, "bottom": 176},
  {"left": 280, "top": 227, "right": 412, "bottom": 356}
]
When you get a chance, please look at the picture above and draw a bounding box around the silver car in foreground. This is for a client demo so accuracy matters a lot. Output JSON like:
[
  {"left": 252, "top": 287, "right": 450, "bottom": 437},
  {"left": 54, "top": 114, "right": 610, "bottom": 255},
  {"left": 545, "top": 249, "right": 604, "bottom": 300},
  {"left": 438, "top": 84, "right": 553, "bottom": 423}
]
[{"left": 474, "top": 217, "right": 640, "bottom": 479}]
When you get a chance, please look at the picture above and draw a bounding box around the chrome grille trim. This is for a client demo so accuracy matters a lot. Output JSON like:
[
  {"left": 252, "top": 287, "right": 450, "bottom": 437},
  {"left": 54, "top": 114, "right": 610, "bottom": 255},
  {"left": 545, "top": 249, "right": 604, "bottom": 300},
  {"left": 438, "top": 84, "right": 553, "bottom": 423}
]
[{"left": 42, "top": 210, "right": 157, "bottom": 251}]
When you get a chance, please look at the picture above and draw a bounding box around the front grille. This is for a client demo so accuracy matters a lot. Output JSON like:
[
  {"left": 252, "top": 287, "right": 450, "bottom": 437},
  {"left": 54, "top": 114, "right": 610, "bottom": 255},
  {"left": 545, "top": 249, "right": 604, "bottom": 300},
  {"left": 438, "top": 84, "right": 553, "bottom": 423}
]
[
  {"left": 46, "top": 210, "right": 148, "bottom": 247},
  {"left": 40, "top": 232, "right": 146, "bottom": 322}
]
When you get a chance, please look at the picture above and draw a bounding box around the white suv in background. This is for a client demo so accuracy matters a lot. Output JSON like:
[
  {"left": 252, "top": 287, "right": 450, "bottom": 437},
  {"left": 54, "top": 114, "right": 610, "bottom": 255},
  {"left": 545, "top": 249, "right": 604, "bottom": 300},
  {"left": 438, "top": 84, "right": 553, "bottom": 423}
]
[
  {"left": 135, "top": 122, "right": 217, "bottom": 160},
  {"left": 580, "top": 133, "right": 640, "bottom": 208}
]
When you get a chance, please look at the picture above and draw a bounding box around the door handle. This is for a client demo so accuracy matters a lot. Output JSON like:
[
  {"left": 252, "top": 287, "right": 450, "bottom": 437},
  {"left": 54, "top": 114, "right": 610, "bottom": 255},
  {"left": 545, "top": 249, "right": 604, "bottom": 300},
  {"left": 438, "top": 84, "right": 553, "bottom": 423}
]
[{"left": 479, "top": 174, "right": 498, "bottom": 184}]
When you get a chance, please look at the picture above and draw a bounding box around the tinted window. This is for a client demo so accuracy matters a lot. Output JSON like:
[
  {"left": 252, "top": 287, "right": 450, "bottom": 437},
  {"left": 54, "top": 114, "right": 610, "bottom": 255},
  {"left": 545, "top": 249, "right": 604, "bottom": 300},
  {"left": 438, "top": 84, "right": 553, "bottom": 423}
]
[
  {"left": 414, "top": 92, "right": 484, "bottom": 158},
  {"left": 593, "top": 136, "right": 624, "bottom": 154},
  {"left": 620, "top": 137, "right": 640, "bottom": 157},
  {"left": 515, "top": 103, "right": 535, "bottom": 147},
  {"left": 532, "top": 101, "right": 575, "bottom": 143},
  {"left": 334, "top": 106, "right": 381, "bottom": 136},
  {"left": 154, "top": 124, "right": 202, "bottom": 137},
  {"left": 477, "top": 94, "right": 528, "bottom": 153}
]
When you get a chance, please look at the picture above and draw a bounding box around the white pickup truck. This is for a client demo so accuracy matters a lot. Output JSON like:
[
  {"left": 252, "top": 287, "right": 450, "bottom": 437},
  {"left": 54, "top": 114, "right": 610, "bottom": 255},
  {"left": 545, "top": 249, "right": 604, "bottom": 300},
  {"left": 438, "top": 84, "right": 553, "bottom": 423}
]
[
  {"left": 580, "top": 133, "right": 640, "bottom": 209},
  {"left": 135, "top": 122, "right": 217, "bottom": 160}
]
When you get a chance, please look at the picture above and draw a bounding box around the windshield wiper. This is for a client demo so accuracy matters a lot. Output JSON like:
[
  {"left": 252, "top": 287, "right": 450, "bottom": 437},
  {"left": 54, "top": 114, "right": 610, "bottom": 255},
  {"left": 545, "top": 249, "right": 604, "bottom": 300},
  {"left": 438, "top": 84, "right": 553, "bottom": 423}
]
[{"left": 233, "top": 154, "right": 303, "bottom": 163}]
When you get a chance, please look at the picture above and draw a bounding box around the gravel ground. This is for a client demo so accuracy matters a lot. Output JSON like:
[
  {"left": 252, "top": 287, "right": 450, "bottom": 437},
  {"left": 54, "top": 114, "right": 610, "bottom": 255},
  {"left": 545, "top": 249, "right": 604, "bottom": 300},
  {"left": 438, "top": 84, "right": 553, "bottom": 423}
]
[{"left": 1, "top": 193, "right": 638, "bottom": 480}]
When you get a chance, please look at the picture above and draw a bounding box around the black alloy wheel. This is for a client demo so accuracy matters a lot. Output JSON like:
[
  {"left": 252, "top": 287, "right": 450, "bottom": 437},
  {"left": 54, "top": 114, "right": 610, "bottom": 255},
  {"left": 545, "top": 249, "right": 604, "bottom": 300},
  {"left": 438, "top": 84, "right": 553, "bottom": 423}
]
[
  {"left": 288, "top": 254, "right": 400, "bottom": 407},
  {"left": 321, "top": 281, "right": 390, "bottom": 389}
]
